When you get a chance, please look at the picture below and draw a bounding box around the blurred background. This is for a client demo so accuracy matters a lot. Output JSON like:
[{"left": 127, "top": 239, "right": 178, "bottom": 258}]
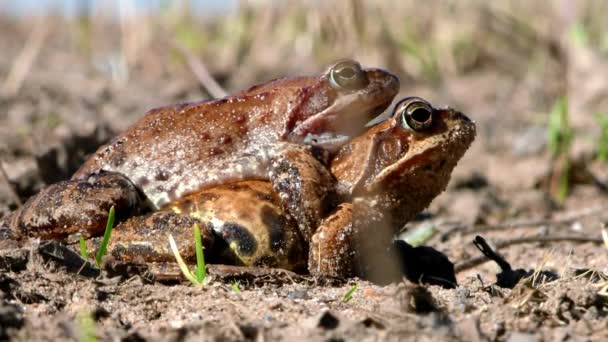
[{"left": 0, "top": 0, "right": 607, "bottom": 224}]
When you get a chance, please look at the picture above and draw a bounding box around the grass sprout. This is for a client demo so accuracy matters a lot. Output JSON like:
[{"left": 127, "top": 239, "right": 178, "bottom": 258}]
[
  {"left": 401, "top": 223, "right": 436, "bottom": 247},
  {"left": 596, "top": 113, "right": 608, "bottom": 162},
  {"left": 342, "top": 283, "right": 359, "bottom": 303},
  {"left": 79, "top": 235, "right": 89, "bottom": 261},
  {"left": 169, "top": 223, "right": 207, "bottom": 286},
  {"left": 231, "top": 280, "right": 241, "bottom": 294},
  {"left": 547, "top": 97, "right": 573, "bottom": 203},
  {"left": 570, "top": 22, "right": 589, "bottom": 47},
  {"left": 95, "top": 206, "right": 115, "bottom": 267},
  {"left": 548, "top": 97, "right": 573, "bottom": 157},
  {"left": 75, "top": 311, "right": 98, "bottom": 342},
  {"left": 194, "top": 223, "right": 207, "bottom": 282}
]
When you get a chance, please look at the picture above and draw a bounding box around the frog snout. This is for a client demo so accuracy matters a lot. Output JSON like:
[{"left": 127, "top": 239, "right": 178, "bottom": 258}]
[
  {"left": 454, "top": 110, "right": 473, "bottom": 123},
  {"left": 366, "top": 68, "right": 400, "bottom": 94}
]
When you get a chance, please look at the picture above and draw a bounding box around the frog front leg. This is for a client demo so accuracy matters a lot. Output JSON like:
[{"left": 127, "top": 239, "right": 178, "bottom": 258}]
[
  {"left": 9, "top": 172, "right": 144, "bottom": 240},
  {"left": 269, "top": 145, "right": 337, "bottom": 242},
  {"left": 309, "top": 201, "right": 401, "bottom": 282},
  {"left": 309, "top": 203, "right": 357, "bottom": 277}
]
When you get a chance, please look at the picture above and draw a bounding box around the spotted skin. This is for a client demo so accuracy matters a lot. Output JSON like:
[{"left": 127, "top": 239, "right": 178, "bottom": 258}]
[
  {"left": 87, "top": 212, "right": 215, "bottom": 264},
  {"left": 79, "top": 181, "right": 306, "bottom": 271}
]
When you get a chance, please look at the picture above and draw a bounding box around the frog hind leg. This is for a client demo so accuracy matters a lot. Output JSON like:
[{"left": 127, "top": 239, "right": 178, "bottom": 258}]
[
  {"left": 168, "top": 182, "right": 308, "bottom": 272},
  {"left": 90, "top": 183, "right": 307, "bottom": 273},
  {"left": 11, "top": 171, "right": 143, "bottom": 240},
  {"left": 269, "top": 145, "right": 337, "bottom": 242},
  {"left": 86, "top": 211, "right": 216, "bottom": 265}
]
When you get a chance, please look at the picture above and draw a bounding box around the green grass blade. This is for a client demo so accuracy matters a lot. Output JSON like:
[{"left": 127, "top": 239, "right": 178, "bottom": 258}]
[
  {"left": 231, "top": 280, "right": 241, "bottom": 294},
  {"left": 193, "top": 224, "right": 206, "bottom": 283},
  {"left": 557, "top": 157, "right": 570, "bottom": 202},
  {"left": 79, "top": 236, "right": 89, "bottom": 260},
  {"left": 76, "top": 312, "right": 98, "bottom": 342},
  {"left": 342, "top": 283, "right": 359, "bottom": 303},
  {"left": 95, "top": 206, "right": 115, "bottom": 267},
  {"left": 547, "top": 97, "right": 572, "bottom": 157},
  {"left": 401, "top": 224, "right": 436, "bottom": 247},
  {"left": 168, "top": 234, "right": 200, "bottom": 285}
]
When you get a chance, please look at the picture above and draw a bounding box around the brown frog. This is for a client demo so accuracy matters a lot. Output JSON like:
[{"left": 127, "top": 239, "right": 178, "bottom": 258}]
[
  {"left": 6, "top": 59, "right": 399, "bottom": 243},
  {"left": 91, "top": 97, "right": 476, "bottom": 279}
]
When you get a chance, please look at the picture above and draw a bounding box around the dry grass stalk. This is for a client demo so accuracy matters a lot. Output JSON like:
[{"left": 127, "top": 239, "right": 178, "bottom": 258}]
[{"left": 1, "top": 18, "right": 49, "bottom": 97}]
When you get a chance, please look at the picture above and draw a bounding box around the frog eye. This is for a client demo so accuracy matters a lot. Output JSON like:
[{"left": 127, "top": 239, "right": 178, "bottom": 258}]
[
  {"left": 328, "top": 59, "right": 369, "bottom": 90},
  {"left": 397, "top": 98, "right": 434, "bottom": 131}
]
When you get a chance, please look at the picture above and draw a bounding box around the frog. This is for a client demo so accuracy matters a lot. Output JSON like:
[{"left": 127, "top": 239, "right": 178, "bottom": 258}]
[
  {"left": 85, "top": 97, "right": 476, "bottom": 280},
  {"left": 4, "top": 59, "right": 400, "bottom": 244}
]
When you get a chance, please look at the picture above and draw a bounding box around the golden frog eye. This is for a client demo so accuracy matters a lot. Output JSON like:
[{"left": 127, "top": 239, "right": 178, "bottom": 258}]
[
  {"left": 328, "top": 59, "right": 369, "bottom": 90},
  {"left": 397, "top": 98, "right": 434, "bottom": 131}
]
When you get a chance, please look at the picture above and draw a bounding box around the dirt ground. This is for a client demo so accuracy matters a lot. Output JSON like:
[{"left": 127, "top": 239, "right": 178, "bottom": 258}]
[{"left": 1, "top": 3, "right": 608, "bottom": 341}]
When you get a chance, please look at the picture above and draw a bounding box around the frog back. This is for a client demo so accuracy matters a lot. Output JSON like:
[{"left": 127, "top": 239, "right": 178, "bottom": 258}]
[{"left": 73, "top": 89, "right": 300, "bottom": 208}]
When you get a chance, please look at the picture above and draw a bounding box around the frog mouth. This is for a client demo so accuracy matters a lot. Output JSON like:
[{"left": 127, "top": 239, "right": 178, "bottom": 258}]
[
  {"left": 301, "top": 133, "right": 351, "bottom": 153},
  {"left": 291, "top": 96, "right": 395, "bottom": 152}
]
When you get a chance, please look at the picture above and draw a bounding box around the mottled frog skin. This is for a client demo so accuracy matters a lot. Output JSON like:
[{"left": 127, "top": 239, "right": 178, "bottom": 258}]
[
  {"left": 90, "top": 97, "right": 476, "bottom": 278},
  {"left": 6, "top": 60, "right": 399, "bottom": 243}
]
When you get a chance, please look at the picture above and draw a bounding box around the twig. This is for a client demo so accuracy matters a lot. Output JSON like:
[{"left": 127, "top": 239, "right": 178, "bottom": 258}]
[
  {"left": 1, "top": 19, "right": 49, "bottom": 97},
  {"left": 171, "top": 41, "right": 227, "bottom": 99},
  {"left": 441, "top": 205, "right": 608, "bottom": 239},
  {"left": 0, "top": 160, "right": 22, "bottom": 207},
  {"left": 455, "top": 235, "right": 604, "bottom": 272}
]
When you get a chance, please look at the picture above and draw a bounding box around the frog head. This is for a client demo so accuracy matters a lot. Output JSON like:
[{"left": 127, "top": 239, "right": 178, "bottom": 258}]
[
  {"left": 330, "top": 97, "right": 476, "bottom": 227},
  {"left": 246, "top": 59, "right": 399, "bottom": 152}
]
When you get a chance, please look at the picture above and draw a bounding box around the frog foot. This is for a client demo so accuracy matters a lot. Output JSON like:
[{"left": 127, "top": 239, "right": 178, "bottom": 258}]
[{"left": 9, "top": 172, "right": 143, "bottom": 240}]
